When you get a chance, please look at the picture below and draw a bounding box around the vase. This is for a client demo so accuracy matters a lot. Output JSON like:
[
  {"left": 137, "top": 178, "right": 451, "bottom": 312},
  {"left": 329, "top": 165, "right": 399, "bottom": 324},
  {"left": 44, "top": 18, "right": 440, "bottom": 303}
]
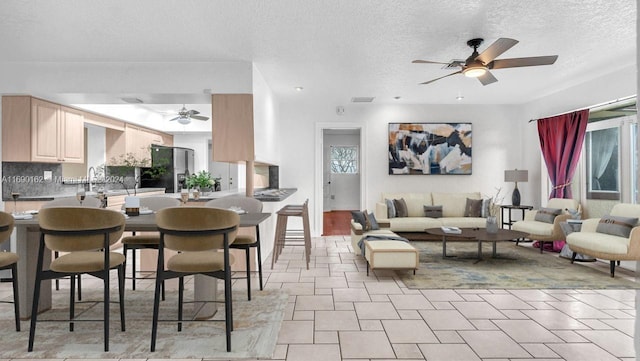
[{"left": 486, "top": 216, "right": 499, "bottom": 234}]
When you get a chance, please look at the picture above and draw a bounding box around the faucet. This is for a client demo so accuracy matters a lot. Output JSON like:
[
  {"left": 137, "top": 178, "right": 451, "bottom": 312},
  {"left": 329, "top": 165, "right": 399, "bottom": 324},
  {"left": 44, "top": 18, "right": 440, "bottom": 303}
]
[{"left": 87, "top": 166, "right": 96, "bottom": 192}]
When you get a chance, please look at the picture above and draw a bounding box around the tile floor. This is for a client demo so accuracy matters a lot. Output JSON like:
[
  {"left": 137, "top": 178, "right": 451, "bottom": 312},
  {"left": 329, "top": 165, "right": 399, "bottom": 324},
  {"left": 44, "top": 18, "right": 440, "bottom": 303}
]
[{"left": 0, "top": 235, "right": 638, "bottom": 360}]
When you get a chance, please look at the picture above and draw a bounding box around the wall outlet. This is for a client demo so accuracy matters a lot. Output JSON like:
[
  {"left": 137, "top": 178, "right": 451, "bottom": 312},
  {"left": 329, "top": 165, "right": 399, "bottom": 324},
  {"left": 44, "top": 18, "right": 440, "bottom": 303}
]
[
  {"left": 330, "top": 195, "right": 335, "bottom": 200},
  {"left": 44, "top": 171, "right": 52, "bottom": 181}
]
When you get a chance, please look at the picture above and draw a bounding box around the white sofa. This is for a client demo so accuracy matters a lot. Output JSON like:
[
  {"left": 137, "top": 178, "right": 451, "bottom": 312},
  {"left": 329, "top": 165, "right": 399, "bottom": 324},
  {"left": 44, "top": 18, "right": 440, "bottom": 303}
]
[
  {"left": 566, "top": 203, "right": 640, "bottom": 277},
  {"left": 351, "top": 192, "right": 496, "bottom": 252},
  {"left": 512, "top": 198, "right": 580, "bottom": 252}
]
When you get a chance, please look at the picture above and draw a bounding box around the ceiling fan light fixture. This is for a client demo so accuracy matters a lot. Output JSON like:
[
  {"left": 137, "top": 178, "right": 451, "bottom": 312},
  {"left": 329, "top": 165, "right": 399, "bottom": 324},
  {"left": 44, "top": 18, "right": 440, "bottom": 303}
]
[
  {"left": 463, "top": 66, "right": 487, "bottom": 78},
  {"left": 177, "top": 117, "right": 191, "bottom": 125}
]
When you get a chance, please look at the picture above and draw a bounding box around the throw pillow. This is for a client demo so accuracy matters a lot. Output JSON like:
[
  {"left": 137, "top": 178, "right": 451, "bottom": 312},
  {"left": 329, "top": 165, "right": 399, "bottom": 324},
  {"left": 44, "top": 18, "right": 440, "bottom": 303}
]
[
  {"left": 385, "top": 198, "right": 396, "bottom": 218},
  {"left": 596, "top": 215, "right": 638, "bottom": 238},
  {"left": 481, "top": 198, "right": 492, "bottom": 218},
  {"left": 351, "top": 210, "right": 369, "bottom": 231},
  {"left": 423, "top": 205, "right": 443, "bottom": 218},
  {"left": 534, "top": 207, "right": 562, "bottom": 224},
  {"left": 464, "top": 198, "right": 482, "bottom": 217},
  {"left": 366, "top": 212, "right": 380, "bottom": 230},
  {"left": 393, "top": 198, "right": 409, "bottom": 217}
]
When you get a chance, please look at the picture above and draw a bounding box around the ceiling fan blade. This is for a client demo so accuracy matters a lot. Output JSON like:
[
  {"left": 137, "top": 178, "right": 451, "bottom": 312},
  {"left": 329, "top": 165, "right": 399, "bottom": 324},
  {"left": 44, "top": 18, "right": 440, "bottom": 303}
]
[
  {"left": 419, "top": 70, "right": 462, "bottom": 85},
  {"left": 187, "top": 109, "right": 201, "bottom": 115},
  {"left": 477, "top": 70, "right": 498, "bottom": 86},
  {"left": 475, "top": 38, "right": 519, "bottom": 64},
  {"left": 168, "top": 116, "right": 181, "bottom": 121},
  {"left": 191, "top": 115, "right": 209, "bottom": 121},
  {"left": 490, "top": 55, "right": 558, "bottom": 69},
  {"left": 412, "top": 59, "right": 450, "bottom": 65}
]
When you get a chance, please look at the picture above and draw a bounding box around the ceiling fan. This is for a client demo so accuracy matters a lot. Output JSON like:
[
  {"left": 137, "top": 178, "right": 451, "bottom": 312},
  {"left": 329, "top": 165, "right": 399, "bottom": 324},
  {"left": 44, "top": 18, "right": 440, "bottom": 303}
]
[
  {"left": 168, "top": 105, "right": 209, "bottom": 125},
  {"left": 413, "top": 38, "right": 558, "bottom": 86}
]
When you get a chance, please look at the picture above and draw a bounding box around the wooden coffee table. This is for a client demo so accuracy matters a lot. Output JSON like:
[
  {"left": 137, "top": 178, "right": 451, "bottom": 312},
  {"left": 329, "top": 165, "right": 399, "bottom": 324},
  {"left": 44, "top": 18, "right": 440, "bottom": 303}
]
[{"left": 425, "top": 227, "right": 528, "bottom": 262}]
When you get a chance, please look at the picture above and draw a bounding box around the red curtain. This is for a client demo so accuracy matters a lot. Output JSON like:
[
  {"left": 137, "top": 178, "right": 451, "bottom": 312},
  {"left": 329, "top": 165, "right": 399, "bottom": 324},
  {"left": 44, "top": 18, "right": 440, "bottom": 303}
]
[{"left": 537, "top": 109, "right": 589, "bottom": 199}]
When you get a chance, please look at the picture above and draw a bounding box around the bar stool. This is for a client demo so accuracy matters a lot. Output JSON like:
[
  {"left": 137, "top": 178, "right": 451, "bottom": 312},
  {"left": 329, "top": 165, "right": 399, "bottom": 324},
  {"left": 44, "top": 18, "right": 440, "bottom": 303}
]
[{"left": 271, "top": 199, "right": 311, "bottom": 269}]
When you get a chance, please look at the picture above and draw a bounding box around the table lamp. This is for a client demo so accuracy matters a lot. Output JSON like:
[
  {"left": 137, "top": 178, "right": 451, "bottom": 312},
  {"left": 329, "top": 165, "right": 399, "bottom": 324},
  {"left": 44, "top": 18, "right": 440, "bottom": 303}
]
[{"left": 504, "top": 169, "right": 528, "bottom": 206}]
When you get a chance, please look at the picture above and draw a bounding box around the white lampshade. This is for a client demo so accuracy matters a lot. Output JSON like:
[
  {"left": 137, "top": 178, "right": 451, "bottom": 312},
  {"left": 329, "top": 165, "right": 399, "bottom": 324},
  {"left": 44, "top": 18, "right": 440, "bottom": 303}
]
[
  {"left": 177, "top": 116, "right": 191, "bottom": 125},
  {"left": 504, "top": 169, "right": 528, "bottom": 183}
]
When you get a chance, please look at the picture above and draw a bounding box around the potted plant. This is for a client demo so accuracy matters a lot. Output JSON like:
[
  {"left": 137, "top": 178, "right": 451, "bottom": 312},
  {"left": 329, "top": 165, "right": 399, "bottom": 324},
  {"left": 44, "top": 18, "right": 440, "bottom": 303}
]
[{"left": 186, "top": 170, "right": 221, "bottom": 193}]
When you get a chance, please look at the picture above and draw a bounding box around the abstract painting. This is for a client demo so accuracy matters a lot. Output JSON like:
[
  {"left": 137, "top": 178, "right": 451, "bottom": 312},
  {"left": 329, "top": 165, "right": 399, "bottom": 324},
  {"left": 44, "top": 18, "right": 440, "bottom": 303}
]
[{"left": 388, "top": 123, "right": 472, "bottom": 175}]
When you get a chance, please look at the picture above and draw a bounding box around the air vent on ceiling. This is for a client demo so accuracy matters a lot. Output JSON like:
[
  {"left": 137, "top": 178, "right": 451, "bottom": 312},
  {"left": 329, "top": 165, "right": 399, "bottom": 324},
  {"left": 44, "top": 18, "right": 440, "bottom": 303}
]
[
  {"left": 351, "top": 97, "right": 375, "bottom": 103},
  {"left": 121, "top": 97, "right": 143, "bottom": 104},
  {"left": 442, "top": 59, "right": 465, "bottom": 69}
]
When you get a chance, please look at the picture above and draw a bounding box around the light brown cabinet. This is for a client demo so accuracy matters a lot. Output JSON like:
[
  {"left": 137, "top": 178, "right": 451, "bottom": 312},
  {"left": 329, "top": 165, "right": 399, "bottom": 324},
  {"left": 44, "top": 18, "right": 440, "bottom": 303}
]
[
  {"left": 211, "top": 94, "right": 254, "bottom": 161},
  {"left": 106, "top": 124, "right": 173, "bottom": 165},
  {"left": 2, "top": 96, "right": 84, "bottom": 163}
]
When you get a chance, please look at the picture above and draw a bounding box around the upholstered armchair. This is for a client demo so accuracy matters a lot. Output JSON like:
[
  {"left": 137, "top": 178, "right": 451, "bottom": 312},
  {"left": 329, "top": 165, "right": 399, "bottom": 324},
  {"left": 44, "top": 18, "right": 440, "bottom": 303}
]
[
  {"left": 566, "top": 203, "right": 640, "bottom": 277},
  {"left": 512, "top": 198, "right": 581, "bottom": 253}
]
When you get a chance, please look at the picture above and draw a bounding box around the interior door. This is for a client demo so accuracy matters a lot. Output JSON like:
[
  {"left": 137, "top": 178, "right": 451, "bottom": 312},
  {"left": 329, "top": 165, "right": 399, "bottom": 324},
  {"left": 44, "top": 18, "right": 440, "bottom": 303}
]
[{"left": 208, "top": 142, "right": 238, "bottom": 191}]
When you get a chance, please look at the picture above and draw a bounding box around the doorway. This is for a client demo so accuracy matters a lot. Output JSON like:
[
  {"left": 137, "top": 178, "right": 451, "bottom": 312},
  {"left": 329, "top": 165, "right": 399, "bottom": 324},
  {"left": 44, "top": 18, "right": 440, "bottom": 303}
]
[
  {"left": 321, "top": 128, "right": 362, "bottom": 235},
  {"left": 208, "top": 141, "right": 238, "bottom": 191}
]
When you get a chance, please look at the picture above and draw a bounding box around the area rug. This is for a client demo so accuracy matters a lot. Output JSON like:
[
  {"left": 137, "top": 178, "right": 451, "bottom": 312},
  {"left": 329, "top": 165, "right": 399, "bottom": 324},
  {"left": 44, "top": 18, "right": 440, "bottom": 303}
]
[
  {"left": 399, "top": 241, "right": 640, "bottom": 289},
  {"left": 0, "top": 288, "right": 288, "bottom": 359}
]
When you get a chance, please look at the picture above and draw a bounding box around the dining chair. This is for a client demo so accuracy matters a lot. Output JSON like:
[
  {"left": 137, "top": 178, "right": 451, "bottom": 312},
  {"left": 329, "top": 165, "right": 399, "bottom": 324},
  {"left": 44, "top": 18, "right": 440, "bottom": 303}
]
[
  {"left": 151, "top": 207, "right": 238, "bottom": 352},
  {"left": 42, "top": 196, "right": 102, "bottom": 299},
  {"left": 205, "top": 196, "right": 264, "bottom": 300},
  {"left": 121, "top": 196, "right": 180, "bottom": 296},
  {"left": 28, "top": 207, "right": 126, "bottom": 352},
  {"left": 0, "top": 211, "right": 20, "bottom": 331}
]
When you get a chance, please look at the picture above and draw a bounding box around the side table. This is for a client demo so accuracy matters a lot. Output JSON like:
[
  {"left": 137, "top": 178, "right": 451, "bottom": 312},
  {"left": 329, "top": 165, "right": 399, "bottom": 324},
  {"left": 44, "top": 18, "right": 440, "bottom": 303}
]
[{"left": 500, "top": 205, "right": 533, "bottom": 229}]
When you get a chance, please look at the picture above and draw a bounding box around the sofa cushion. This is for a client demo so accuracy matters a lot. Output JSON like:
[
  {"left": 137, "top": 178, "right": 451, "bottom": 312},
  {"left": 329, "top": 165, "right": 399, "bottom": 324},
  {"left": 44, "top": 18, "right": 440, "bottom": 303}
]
[
  {"left": 388, "top": 217, "right": 442, "bottom": 232},
  {"left": 534, "top": 208, "right": 562, "bottom": 224},
  {"left": 547, "top": 198, "right": 580, "bottom": 213},
  {"left": 464, "top": 198, "right": 482, "bottom": 217},
  {"left": 596, "top": 215, "right": 638, "bottom": 238},
  {"left": 423, "top": 205, "right": 443, "bottom": 218},
  {"left": 566, "top": 231, "right": 629, "bottom": 255},
  {"left": 432, "top": 192, "right": 481, "bottom": 217},
  {"left": 394, "top": 198, "right": 409, "bottom": 217},
  {"left": 351, "top": 210, "right": 369, "bottom": 231},
  {"left": 385, "top": 199, "right": 396, "bottom": 218},
  {"left": 512, "top": 220, "right": 554, "bottom": 237}
]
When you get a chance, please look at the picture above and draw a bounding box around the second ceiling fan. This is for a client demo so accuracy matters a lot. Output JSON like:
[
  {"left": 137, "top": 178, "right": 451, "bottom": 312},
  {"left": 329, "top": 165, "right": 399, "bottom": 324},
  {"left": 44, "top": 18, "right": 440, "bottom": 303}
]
[
  {"left": 413, "top": 38, "right": 558, "bottom": 86},
  {"left": 169, "top": 105, "right": 209, "bottom": 124}
]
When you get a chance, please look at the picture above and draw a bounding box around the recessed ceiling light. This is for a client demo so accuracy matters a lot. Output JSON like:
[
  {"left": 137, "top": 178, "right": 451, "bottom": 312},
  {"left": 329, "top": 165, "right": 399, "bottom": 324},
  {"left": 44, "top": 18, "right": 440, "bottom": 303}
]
[
  {"left": 351, "top": 97, "right": 375, "bottom": 103},
  {"left": 294, "top": 87, "right": 304, "bottom": 91}
]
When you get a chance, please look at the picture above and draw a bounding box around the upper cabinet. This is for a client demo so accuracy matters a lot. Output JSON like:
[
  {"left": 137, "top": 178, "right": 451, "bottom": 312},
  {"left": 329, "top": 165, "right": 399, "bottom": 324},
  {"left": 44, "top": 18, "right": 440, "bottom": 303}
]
[
  {"left": 106, "top": 124, "right": 173, "bottom": 164},
  {"left": 2, "top": 96, "right": 85, "bottom": 163},
  {"left": 212, "top": 94, "right": 255, "bottom": 162}
]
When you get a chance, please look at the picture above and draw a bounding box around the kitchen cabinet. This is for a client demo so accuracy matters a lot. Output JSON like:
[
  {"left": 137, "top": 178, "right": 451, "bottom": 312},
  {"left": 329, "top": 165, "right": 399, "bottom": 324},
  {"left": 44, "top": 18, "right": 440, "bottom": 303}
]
[
  {"left": 1, "top": 96, "right": 84, "bottom": 163},
  {"left": 106, "top": 124, "right": 173, "bottom": 165},
  {"left": 211, "top": 94, "right": 254, "bottom": 162}
]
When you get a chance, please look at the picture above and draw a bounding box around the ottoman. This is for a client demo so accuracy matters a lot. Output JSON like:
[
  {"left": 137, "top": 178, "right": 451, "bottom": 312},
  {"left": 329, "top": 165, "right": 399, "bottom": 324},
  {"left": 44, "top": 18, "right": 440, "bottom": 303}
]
[{"left": 364, "top": 240, "right": 419, "bottom": 275}]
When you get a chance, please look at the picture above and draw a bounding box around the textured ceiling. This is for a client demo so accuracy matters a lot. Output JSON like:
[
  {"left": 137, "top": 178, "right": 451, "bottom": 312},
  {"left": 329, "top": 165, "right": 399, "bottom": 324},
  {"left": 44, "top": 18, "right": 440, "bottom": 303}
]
[{"left": 0, "top": 0, "right": 636, "bottom": 127}]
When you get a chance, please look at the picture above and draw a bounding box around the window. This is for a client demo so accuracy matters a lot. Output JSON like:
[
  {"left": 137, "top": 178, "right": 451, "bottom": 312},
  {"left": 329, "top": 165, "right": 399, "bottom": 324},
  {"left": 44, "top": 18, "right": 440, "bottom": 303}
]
[
  {"left": 330, "top": 146, "right": 358, "bottom": 174},
  {"left": 586, "top": 125, "right": 620, "bottom": 200}
]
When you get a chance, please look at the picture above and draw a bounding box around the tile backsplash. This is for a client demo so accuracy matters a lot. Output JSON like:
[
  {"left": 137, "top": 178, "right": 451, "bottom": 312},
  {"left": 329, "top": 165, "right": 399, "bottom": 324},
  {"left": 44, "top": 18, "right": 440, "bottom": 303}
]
[{"left": 2, "top": 162, "right": 73, "bottom": 199}]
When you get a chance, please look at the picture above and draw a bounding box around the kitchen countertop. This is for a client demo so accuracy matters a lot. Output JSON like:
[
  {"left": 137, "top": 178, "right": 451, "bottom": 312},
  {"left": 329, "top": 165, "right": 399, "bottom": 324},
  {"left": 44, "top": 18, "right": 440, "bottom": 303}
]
[
  {"left": 6, "top": 187, "right": 297, "bottom": 203},
  {"left": 165, "top": 188, "right": 297, "bottom": 202},
  {"left": 5, "top": 188, "right": 166, "bottom": 202}
]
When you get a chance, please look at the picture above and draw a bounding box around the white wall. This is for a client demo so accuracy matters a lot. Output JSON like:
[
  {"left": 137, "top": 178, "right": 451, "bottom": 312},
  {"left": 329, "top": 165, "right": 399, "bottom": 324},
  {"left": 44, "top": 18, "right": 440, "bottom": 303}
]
[
  {"left": 252, "top": 64, "right": 280, "bottom": 165},
  {"left": 85, "top": 124, "right": 106, "bottom": 170},
  {"left": 276, "top": 100, "right": 525, "bottom": 235}
]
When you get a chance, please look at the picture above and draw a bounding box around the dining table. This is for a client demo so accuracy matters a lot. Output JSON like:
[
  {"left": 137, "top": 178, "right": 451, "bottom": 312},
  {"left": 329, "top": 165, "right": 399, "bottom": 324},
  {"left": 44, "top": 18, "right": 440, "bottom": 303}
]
[{"left": 13, "top": 211, "right": 271, "bottom": 319}]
